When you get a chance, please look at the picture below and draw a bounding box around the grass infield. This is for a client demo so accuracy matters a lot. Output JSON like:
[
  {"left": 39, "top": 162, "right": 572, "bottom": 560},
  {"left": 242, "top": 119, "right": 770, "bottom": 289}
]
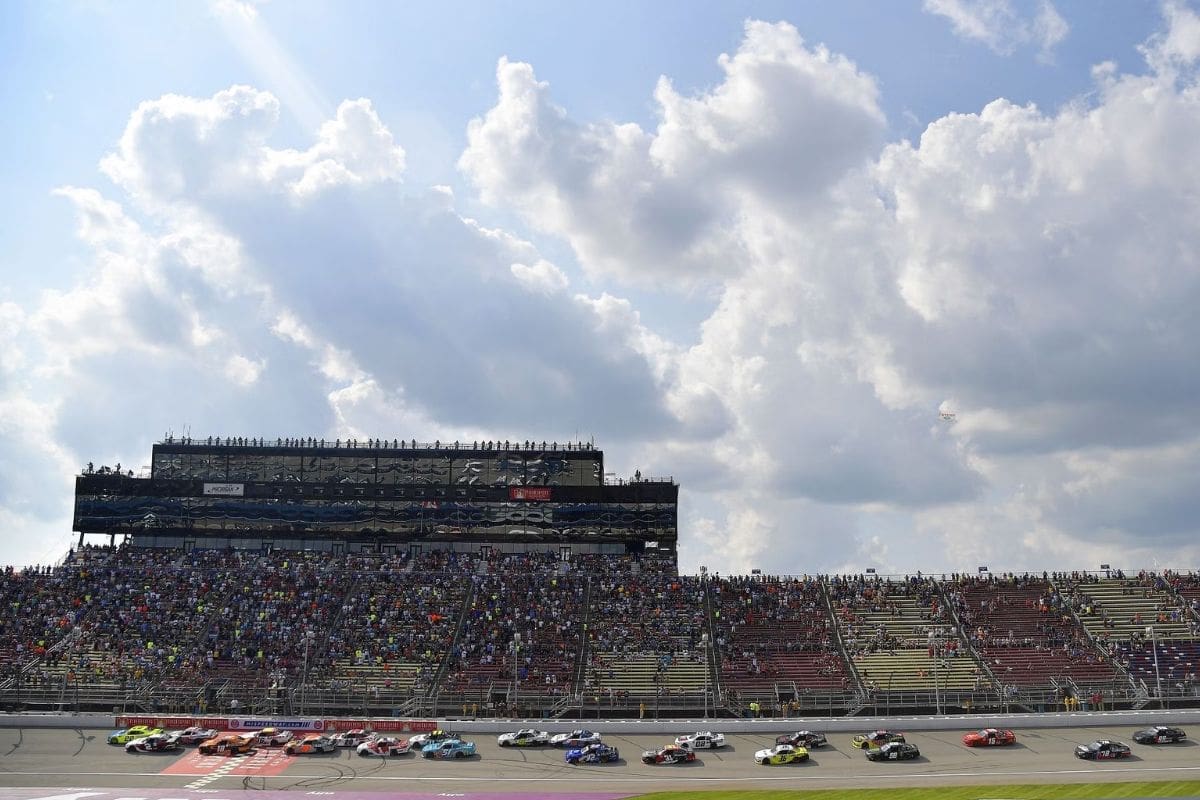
[{"left": 626, "top": 781, "right": 1200, "bottom": 800}]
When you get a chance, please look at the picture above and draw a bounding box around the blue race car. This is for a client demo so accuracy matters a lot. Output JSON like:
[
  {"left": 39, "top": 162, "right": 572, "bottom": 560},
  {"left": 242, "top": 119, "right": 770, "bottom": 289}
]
[
  {"left": 421, "top": 738, "right": 477, "bottom": 759},
  {"left": 565, "top": 742, "right": 620, "bottom": 764}
]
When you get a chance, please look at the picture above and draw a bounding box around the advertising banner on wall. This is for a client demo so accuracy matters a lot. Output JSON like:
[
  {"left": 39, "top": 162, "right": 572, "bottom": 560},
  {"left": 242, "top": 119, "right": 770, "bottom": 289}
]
[
  {"left": 203, "top": 483, "right": 245, "bottom": 496},
  {"left": 509, "top": 487, "right": 551, "bottom": 501}
]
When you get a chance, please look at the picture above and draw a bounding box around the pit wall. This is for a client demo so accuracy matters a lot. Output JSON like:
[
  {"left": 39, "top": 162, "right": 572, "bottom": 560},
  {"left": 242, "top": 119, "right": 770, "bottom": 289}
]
[{"left": 3, "top": 709, "right": 1200, "bottom": 733}]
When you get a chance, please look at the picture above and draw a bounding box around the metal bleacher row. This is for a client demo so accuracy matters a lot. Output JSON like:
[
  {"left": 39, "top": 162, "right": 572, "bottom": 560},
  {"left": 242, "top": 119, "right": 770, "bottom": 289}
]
[{"left": 2, "top": 546, "right": 1199, "bottom": 716}]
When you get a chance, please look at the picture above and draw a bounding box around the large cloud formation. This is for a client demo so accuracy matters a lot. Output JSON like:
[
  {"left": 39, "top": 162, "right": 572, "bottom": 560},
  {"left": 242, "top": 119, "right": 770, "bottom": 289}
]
[{"left": 5, "top": 10, "right": 1200, "bottom": 577}]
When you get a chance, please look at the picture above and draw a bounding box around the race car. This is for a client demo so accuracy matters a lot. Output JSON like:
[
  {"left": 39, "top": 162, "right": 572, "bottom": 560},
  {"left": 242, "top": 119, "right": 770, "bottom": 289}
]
[
  {"left": 775, "top": 730, "right": 828, "bottom": 748},
  {"left": 1075, "top": 740, "right": 1132, "bottom": 760},
  {"left": 108, "top": 725, "right": 163, "bottom": 745},
  {"left": 866, "top": 742, "right": 921, "bottom": 761},
  {"left": 421, "top": 738, "right": 476, "bottom": 759},
  {"left": 331, "top": 729, "right": 375, "bottom": 747},
  {"left": 851, "top": 730, "right": 905, "bottom": 749},
  {"left": 754, "top": 743, "right": 809, "bottom": 765},
  {"left": 641, "top": 744, "right": 697, "bottom": 764},
  {"left": 357, "top": 736, "right": 413, "bottom": 757},
  {"left": 565, "top": 742, "right": 620, "bottom": 764},
  {"left": 199, "top": 733, "right": 256, "bottom": 755},
  {"left": 674, "top": 731, "right": 725, "bottom": 749},
  {"left": 254, "top": 727, "right": 294, "bottom": 746},
  {"left": 1133, "top": 726, "right": 1188, "bottom": 745},
  {"left": 963, "top": 728, "right": 1017, "bottom": 747},
  {"left": 497, "top": 728, "right": 551, "bottom": 747},
  {"left": 408, "top": 728, "right": 455, "bottom": 747},
  {"left": 171, "top": 726, "right": 219, "bottom": 746},
  {"left": 125, "top": 732, "right": 181, "bottom": 753},
  {"left": 550, "top": 729, "right": 602, "bottom": 748},
  {"left": 285, "top": 735, "right": 337, "bottom": 755}
]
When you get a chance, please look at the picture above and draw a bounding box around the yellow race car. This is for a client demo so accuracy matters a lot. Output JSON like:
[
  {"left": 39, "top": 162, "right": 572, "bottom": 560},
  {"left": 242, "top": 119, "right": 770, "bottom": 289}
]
[
  {"left": 108, "top": 725, "right": 163, "bottom": 745},
  {"left": 753, "top": 743, "right": 809, "bottom": 764}
]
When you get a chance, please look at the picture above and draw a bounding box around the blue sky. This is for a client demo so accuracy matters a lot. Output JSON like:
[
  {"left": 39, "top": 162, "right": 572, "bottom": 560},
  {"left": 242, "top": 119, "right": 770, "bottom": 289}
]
[{"left": 2, "top": 0, "right": 1199, "bottom": 576}]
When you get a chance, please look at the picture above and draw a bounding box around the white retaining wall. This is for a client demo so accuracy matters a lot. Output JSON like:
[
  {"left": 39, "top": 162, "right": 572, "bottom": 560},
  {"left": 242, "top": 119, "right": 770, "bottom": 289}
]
[{"left": 4, "top": 709, "right": 1200, "bottom": 733}]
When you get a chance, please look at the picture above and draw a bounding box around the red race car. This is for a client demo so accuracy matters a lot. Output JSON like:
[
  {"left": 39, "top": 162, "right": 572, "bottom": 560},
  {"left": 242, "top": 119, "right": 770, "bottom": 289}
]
[
  {"left": 963, "top": 728, "right": 1016, "bottom": 747},
  {"left": 640, "top": 744, "right": 696, "bottom": 764}
]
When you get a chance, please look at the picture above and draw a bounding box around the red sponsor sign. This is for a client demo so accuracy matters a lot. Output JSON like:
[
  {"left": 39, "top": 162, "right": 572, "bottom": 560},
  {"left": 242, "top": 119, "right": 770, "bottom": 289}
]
[
  {"left": 509, "top": 486, "right": 551, "bottom": 501},
  {"left": 325, "top": 719, "right": 438, "bottom": 732},
  {"left": 117, "top": 715, "right": 231, "bottom": 729}
]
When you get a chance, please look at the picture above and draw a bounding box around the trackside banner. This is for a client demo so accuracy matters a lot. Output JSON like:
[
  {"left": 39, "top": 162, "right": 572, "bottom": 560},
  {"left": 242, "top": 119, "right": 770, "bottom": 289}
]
[
  {"left": 325, "top": 719, "right": 439, "bottom": 733},
  {"left": 117, "top": 716, "right": 230, "bottom": 728},
  {"left": 228, "top": 717, "right": 324, "bottom": 731}
]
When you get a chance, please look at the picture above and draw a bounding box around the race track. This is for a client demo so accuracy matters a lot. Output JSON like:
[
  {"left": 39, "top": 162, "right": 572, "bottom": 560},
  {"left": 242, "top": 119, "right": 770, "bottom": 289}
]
[{"left": 2, "top": 725, "right": 1199, "bottom": 796}]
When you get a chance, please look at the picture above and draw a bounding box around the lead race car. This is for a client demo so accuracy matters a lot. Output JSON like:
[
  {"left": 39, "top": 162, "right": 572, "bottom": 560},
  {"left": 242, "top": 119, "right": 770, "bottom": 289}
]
[
  {"left": 565, "top": 742, "right": 620, "bottom": 764},
  {"left": 642, "top": 744, "right": 697, "bottom": 764},
  {"left": 125, "top": 732, "right": 181, "bottom": 753},
  {"left": 357, "top": 736, "right": 412, "bottom": 757},
  {"left": 497, "top": 728, "right": 551, "bottom": 747},
  {"left": 866, "top": 742, "right": 921, "bottom": 761},
  {"left": 962, "top": 728, "right": 1016, "bottom": 747},
  {"left": 1133, "top": 725, "right": 1187, "bottom": 745},
  {"left": 674, "top": 731, "right": 725, "bottom": 749},
  {"left": 754, "top": 743, "right": 808, "bottom": 765}
]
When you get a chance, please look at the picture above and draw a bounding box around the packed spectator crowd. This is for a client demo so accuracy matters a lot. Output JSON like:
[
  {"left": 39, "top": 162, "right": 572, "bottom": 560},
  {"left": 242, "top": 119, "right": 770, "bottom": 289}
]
[{"left": 4, "top": 546, "right": 1200, "bottom": 712}]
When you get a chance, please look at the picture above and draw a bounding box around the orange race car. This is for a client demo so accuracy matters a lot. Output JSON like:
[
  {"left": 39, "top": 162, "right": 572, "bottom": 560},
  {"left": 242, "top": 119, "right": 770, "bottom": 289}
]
[{"left": 199, "top": 733, "right": 256, "bottom": 756}]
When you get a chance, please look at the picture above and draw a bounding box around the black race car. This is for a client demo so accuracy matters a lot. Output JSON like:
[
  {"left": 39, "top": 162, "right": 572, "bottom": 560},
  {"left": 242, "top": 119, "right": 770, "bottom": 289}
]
[
  {"left": 776, "top": 730, "right": 828, "bottom": 748},
  {"left": 1075, "top": 740, "right": 1131, "bottom": 760},
  {"left": 866, "top": 742, "right": 920, "bottom": 761},
  {"left": 1133, "top": 726, "right": 1187, "bottom": 745}
]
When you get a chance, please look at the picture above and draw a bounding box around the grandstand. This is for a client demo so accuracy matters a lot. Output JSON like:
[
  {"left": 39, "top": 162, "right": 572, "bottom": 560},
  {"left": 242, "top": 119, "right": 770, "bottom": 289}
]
[{"left": 1, "top": 436, "right": 1199, "bottom": 718}]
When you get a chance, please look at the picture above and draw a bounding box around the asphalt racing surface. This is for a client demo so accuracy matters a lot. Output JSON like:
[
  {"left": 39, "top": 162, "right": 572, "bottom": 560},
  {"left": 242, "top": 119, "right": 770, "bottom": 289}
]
[{"left": 2, "top": 726, "right": 1199, "bottom": 797}]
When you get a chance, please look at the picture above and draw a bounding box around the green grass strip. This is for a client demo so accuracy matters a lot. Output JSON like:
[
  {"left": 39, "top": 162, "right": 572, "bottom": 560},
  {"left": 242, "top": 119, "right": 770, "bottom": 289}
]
[{"left": 627, "top": 781, "right": 1200, "bottom": 800}]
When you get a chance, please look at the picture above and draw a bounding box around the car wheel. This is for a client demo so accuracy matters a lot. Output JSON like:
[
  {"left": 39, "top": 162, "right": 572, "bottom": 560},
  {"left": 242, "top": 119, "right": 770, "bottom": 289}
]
[{"left": 455, "top": 751, "right": 464, "bottom": 758}]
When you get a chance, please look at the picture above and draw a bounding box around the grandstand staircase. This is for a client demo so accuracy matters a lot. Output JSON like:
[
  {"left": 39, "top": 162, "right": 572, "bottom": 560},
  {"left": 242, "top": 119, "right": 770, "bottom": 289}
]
[
  {"left": 569, "top": 577, "right": 594, "bottom": 702},
  {"left": 426, "top": 575, "right": 478, "bottom": 712},
  {"left": 700, "top": 577, "right": 722, "bottom": 711},
  {"left": 938, "top": 582, "right": 1022, "bottom": 712},
  {"left": 821, "top": 581, "right": 869, "bottom": 716}
]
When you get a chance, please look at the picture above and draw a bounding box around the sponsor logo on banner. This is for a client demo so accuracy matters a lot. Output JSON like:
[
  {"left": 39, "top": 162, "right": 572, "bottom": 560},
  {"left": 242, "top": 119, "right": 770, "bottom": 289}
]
[
  {"left": 203, "top": 482, "right": 244, "bottom": 496},
  {"left": 228, "top": 717, "right": 324, "bottom": 731},
  {"left": 509, "top": 486, "right": 551, "bottom": 501},
  {"left": 326, "top": 719, "right": 438, "bottom": 733},
  {"left": 116, "top": 715, "right": 230, "bottom": 729}
]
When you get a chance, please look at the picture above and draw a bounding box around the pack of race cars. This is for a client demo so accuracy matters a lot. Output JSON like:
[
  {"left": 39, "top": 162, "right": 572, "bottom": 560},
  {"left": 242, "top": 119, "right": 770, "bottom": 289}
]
[{"left": 104, "top": 722, "right": 1188, "bottom": 766}]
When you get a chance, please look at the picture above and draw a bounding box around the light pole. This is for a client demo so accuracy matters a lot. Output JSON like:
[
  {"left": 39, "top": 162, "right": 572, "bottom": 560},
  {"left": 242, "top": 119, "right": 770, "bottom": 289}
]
[
  {"left": 301, "top": 630, "right": 314, "bottom": 715},
  {"left": 513, "top": 632, "right": 522, "bottom": 718},
  {"left": 929, "top": 630, "right": 941, "bottom": 715},
  {"left": 1146, "top": 625, "right": 1163, "bottom": 708},
  {"left": 701, "top": 632, "right": 710, "bottom": 720}
]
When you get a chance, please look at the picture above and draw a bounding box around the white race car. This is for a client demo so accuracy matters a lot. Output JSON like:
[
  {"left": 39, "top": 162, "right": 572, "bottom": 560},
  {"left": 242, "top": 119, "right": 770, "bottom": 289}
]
[
  {"left": 171, "top": 726, "right": 219, "bottom": 746},
  {"left": 407, "top": 729, "right": 456, "bottom": 747},
  {"left": 254, "top": 727, "right": 295, "bottom": 746},
  {"left": 331, "top": 729, "right": 375, "bottom": 747},
  {"left": 357, "top": 736, "right": 412, "bottom": 757},
  {"left": 498, "top": 728, "right": 551, "bottom": 747},
  {"left": 674, "top": 731, "right": 726, "bottom": 749}
]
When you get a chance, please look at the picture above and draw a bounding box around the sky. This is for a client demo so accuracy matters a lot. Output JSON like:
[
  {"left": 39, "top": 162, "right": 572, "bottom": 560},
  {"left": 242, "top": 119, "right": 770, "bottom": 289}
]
[{"left": 2, "top": 0, "right": 1199, "bottom": 576}]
